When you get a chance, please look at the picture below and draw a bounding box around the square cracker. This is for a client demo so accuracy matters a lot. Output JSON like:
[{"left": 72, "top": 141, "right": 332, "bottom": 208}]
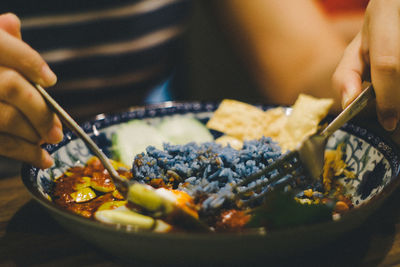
[
  {"left": 276, "top": 94, "right": 333, "bottom": 151},
  {"left": 206, "top": 99, "right": 267, "bottom": 140},
  {"left": 207, "top": 95, "right": 333, "bottom": 152}
]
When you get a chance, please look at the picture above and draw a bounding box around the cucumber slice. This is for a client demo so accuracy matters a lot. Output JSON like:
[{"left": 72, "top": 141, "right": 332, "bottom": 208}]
[
  {"left": 95, "top": 206, "right": 155, "bottom": 229},
  {"left": 112, "top": 116, "right": 213, "bottom": 166},
  {"left": 112, "top": 120, "right": 168, "bottom": 165},
  {"left": 156, "top": 116, "right": 213, "bottom": 145}
]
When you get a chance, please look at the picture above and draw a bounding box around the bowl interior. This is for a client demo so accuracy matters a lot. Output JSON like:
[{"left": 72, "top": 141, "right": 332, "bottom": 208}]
[{"left": 20, "top": 101, "right": 400, "bottom": 263}]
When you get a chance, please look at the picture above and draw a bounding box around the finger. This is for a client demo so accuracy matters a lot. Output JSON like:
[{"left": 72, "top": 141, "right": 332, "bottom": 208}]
[
  {"left": 332, "top": 32, "right": 366, "bottom": 109},
  {"left": 0, "top": 133, "right": 53, "bottom": 169},
  {"left": 0, "top": 13, "right": 21, "bottom": 39},
  {"left": 0, "top": 67, "right": 63, "bottom": 144},
  {"left": 360, "top": 14, "right": 370, "bottom": 68},
  {"left": 367, "top": 3, "right": 400, "bottom": 131},
  {"left": 0, "top": 29, "right": 56, "bottom": 87},
  {"left": 0, "top": 101, "right": 41, "bottom": 143}
]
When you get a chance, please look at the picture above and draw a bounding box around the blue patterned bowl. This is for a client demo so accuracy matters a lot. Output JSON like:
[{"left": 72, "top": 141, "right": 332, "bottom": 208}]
[{"left": 21, "top": 101, "right": 400, "bottom": 265}]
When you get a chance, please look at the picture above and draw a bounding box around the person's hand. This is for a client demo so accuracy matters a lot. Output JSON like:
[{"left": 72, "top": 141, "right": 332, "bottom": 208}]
[
  {"left": 332, "top": 0, "right": 400, "bottom": 133},
  {"left": 0, "top": 13, "right": 63, "bottom": 169}
]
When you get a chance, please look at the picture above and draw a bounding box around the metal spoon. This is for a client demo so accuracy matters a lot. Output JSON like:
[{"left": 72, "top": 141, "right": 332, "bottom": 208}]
[
  {"left": 34, "top": 85, "right": 127, "bottom": 188},
  {"left": 34, "top": 84, "right": 210, "bottom": 232}
]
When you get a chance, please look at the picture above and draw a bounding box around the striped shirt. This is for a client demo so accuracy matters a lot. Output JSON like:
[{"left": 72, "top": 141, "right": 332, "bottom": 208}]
[{"left": 1, "top": 0, "right": 192, "bottom": 119}]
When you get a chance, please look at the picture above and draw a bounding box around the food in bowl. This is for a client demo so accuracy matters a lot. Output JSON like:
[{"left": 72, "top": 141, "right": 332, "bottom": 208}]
[
  {"left": 49, "top": 95, "right": 365, "bottom": 233},
  {"left": 22, "top": 97, "right": 400, "bottom": 264}
]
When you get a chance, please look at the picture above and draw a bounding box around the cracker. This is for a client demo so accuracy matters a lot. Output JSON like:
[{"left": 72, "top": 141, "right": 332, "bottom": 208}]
[
  {"left": 206, "top": 99, "right": 267, "bottom": 140},
  {"left": 207, "top": 95, "right": 333, "bottom": 152},
  {"left": 262, "top": 107, "right": 287, "bottom": 140},
  {"left": 277, "top": 94, "right": 333, "bottom": 151},
  {"left": 215, "top": 135, "right": 243, "bottom": 150}
]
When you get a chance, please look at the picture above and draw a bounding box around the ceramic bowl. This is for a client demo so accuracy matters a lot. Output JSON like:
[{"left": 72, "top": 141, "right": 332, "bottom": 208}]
[{"left": 21, "top": 101, "right": 400, "bottom": 265}]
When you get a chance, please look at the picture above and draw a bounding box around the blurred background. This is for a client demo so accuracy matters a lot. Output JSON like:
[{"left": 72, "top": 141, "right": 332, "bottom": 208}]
[
  {"left": 0, "top": 0, "right": 368, "bottom": 177},
  {"left": 0, "top": 0, "right": 263, "bottom": 178},
  {"left": 173, "top": 0, "right": 262, "bottom": 103}
]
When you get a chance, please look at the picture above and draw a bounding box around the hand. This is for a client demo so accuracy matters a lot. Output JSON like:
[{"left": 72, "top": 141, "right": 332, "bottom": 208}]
[
  {"left": 0, "top": 13, "right": 63, "bottom": 169},
  {"left": 332, "top": 0, "right": 400, "bottom": 133}
]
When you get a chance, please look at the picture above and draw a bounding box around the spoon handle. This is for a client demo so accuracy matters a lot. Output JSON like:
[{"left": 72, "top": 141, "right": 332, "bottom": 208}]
[
  {"left": 321, "top": 85, "right": 375, "bottom": 138},
  {"left": 34, "top": 84, "right": 122, "bottom": 182}
]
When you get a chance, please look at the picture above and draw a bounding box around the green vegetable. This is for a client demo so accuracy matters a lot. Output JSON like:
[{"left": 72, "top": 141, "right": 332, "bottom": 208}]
[
  {"left": 97, "top": 200, "right": 127, "bottom": 211},
  {"left": 95, "top": 206, "right": 156, "bottom": 229},
  {"left": 247, "top": 191, "right": 334, "bottom": 229},
  {"left": 156, "top": 116, "right": 213, "bottom": 145},
  {"left": 127, "top": 183, "right": 174, "bottom": 215},
  {"left": 112, "top": 120, "right": 168, "bottom": 165},
  {"left": 73, "top": 176, "right": 91, "bottom": 190},
  {"left": 70, "top": 187, "right": 96, "bottom": 203},
  {"left": 111, "top": 116, "right": 213, "bottom": 165}
]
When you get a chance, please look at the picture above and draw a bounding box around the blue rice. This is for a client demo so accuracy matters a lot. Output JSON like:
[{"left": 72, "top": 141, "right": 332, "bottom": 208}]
[{"left": 132, "top": 136, "right": 282, "bottom": 212}]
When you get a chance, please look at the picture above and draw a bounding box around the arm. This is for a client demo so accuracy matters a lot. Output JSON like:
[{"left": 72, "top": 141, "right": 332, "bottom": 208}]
[
  {"left": 210, "top": 0, "right": 348, "bottom": 110},
  {"left": 0, "top": 13, "right": 62, "bottom": 168}
]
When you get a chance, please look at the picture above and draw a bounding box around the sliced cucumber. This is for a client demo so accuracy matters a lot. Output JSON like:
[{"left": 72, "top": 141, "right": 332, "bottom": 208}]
[
  {"left": 112, "top": 120, "right": 168, "bottom": 165},
  {"left": 95, "top": 205, "right": 172, "bottom": 232},
  {"left": 112, "top": 116, "right": 213, "bottom": 166},
  {"left": 157, "top": 116, "right": 213, "bottom": 145},
  {"left": 94, "top": 206, "right": 155, "bottom": 229}
]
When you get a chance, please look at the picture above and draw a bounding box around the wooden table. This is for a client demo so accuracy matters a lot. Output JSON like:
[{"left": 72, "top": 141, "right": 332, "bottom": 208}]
[{"left": 1, "top": 173, "right": 400, "bottom": 267}]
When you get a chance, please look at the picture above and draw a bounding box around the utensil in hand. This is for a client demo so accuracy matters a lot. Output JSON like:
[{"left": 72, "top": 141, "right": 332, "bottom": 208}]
[
  {"left": 234, "top": 85, "right": 376, "bottom": 207},
  {"left": 34, "top": 84, "right": 210, "bottom": 232}
]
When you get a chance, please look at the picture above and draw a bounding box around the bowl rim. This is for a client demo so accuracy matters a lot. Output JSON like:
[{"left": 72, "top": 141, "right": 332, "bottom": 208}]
[{"left": 20, "top": 100, "right": 400, "bottom": 239}]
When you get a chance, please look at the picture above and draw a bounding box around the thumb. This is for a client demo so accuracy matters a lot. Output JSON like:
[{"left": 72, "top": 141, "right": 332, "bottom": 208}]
[{"left": 0, "top": 13, "right": 22, "bottom": 39}]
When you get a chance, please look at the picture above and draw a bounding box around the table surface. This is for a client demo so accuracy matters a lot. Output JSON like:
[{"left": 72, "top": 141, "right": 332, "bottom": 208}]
[{"left": 2, "top": 173, "right": 400, "bottom": 267}]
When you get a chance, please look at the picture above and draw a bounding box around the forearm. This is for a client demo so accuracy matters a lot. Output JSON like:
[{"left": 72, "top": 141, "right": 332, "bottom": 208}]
[{"left": 211, "top": 0, "right": 347, "bottom": 110}]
